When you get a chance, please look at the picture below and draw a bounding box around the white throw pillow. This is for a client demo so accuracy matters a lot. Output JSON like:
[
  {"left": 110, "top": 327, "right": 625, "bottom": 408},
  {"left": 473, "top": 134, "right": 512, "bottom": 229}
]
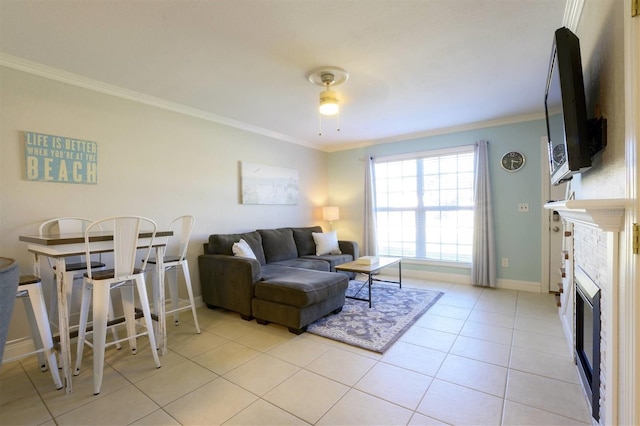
[
  {"left": 232, "top": 239, "right": 257, "bottom": 259},
  {"left": 312, "top": 231, "right": 342, "bottom": 256}
]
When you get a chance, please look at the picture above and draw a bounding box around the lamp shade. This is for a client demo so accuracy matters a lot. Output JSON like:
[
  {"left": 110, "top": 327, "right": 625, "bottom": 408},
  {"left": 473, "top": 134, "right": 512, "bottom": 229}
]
[
  {"left": 319, "top": 90, "right": 339, "bottom": 115},
  {"left": 323, "top": 206, "right": 340, "bottom": 221}
]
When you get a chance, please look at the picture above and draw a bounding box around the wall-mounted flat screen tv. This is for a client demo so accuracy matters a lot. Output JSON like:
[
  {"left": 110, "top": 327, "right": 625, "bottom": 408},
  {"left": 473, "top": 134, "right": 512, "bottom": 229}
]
[{"left": 545, "top": 27, "right": 592, "bottom": 186}]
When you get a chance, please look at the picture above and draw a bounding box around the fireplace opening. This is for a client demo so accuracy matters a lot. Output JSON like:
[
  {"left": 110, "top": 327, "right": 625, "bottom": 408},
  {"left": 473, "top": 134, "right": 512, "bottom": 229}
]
[{"left": 575, "top": 266, "right": 601, "bottom": 421}]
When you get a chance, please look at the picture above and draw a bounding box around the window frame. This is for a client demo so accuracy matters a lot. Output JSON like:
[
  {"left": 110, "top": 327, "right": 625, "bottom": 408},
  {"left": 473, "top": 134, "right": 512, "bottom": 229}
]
[{"left": 373, "top": 144, "right": 475, "bottom": 264}]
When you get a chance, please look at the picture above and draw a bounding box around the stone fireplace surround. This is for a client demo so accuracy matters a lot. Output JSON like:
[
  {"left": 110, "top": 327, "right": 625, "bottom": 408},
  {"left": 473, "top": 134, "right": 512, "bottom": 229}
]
[{"left": 544, "top": 199, "right": 625, "bottom": 425}]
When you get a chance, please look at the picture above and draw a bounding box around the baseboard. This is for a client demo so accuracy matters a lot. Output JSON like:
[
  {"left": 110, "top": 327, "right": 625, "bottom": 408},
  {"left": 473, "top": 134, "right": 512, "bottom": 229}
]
[
  {"left": 395, "top": 268, "right": 542, "bottom": 292},
  {"left": 194, "top": 295, "right": 205, "bottom": 308},
  {"left": 2, "top": 337, "right": 37, "bottom": 363},
  {"left": 496, "top": 278, "right": 542, "bottom": 293},
  {"left": 401, "top": 268, "right": 471, "bottom": 285}
]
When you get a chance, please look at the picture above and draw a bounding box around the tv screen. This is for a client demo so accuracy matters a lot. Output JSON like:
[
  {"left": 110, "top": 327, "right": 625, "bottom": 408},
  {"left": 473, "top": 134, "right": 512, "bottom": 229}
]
[{"left": 545, "top": 27, "right": 591, "bottom": 186}]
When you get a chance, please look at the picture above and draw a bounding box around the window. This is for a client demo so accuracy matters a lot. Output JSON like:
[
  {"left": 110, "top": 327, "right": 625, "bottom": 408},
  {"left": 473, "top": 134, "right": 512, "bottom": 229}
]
[{"left": 374, "top": 146, "right": 475, "bottom": 263}]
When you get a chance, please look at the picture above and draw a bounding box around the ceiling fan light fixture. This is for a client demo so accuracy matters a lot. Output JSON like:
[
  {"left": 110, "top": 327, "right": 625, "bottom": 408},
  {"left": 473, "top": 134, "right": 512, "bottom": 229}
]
[
  {"left": 306, "top": 66, "right": 348, "bottom": 135},
  {"left": 319, "top": 89, "right": 339, "bottom": 115}
]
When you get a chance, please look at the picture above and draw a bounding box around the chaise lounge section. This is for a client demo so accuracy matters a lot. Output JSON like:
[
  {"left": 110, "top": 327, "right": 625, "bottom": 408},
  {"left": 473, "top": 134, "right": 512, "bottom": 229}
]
[{"left": 198, "top": 226, "right": 358, "bottom": 333}]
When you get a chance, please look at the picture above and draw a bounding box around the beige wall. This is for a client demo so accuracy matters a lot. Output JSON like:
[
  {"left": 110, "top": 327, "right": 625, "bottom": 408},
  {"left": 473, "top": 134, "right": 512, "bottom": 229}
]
[
  {"left": 571, "top": 0, "right": 626, "bottom": 198},
  {"left": 0, "top": 66, "right": 329, "bottom": 339}
]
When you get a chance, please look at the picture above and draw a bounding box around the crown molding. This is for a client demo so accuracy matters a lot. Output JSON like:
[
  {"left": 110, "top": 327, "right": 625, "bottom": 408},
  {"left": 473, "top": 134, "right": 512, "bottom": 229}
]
[
  {"left": 0, "top": 53, "right": 317, "bottom": 150},
  {"left": 563, "top": 0, "right": 585, "bottom": 32},
  {"left": 325, "top": 111, "right": 546, "bottom": 153}
]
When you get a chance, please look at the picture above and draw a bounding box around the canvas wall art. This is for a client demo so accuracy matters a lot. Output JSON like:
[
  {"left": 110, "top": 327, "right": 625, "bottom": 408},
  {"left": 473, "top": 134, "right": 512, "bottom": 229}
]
[{"left": 241, "top": 161, "right": 298, "bottom": 205}]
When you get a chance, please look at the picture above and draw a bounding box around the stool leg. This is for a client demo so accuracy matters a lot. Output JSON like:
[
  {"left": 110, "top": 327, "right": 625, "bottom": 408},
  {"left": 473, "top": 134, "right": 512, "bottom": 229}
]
[
  {"left": 120, "top": 284, "right": 137, "bottom": 354},
  {"left": 48, "top": 274, "right": 59, "bottom": 331},
  {"left": 25, "top": 284, "right": 63, "bottom": 390},
  {"left": 134, "top": 276, "right": 161, "bottom": 369},
  {"left": 167, "top": 267, "right": 179, "bottom": 325},
  {"left": 107, "top": 298, "right": 122, "bottom": 350},
  {"left": 149, "top": 265, "right": 161, "bottom": 348},
  {"left": 74, "top": 281, "right": 92, "bottom": 376},
  {"left": 22, "top": 298, "right": 48, "bottom": 371},
  {"left": 91, "top": 282, "right": 110, "bottom": 395},
  {"left": 181, "top": 261, "right": 200, "bottom": 334}
]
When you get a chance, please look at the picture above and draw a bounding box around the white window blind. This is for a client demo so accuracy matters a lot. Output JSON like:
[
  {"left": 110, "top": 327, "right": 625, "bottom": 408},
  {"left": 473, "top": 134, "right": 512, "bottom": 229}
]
[{"left": 374, "top": 146, "right": 475, "bottom": 263}]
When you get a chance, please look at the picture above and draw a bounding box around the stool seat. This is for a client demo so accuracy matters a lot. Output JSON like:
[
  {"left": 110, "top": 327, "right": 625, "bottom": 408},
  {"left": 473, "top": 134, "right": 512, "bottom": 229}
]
[
  {"left": 147, "top": 255, "right": 181, "bottom": 264},
  {"left": 18, "top": 275, "right": 40, "bottom": 285},
  {"left": 85, "top": 268, "right": 145, "bottom": 280}
]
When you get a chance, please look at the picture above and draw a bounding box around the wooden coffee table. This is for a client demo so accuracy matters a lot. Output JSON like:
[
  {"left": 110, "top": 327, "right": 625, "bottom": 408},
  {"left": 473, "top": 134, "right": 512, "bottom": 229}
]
[{"left": 335, "top": 257, "right": 401, "bottom": 308}]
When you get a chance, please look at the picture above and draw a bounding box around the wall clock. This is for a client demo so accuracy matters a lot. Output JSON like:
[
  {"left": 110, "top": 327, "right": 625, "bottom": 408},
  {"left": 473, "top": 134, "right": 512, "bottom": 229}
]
[
  {"left": 552, "top": 144, "right": 566, "bottom": 166},
  {"left": 501, "top": 151, "right": 525, "bottom": 172}
]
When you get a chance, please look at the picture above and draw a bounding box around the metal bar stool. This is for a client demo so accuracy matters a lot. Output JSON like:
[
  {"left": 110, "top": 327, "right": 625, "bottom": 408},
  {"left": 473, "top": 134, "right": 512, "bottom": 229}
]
[
  {"left": 74, "top": 216, "right": 161, "bottom": 395},
  {"left": 146, "top": 215, "right": 200, "bottom": 334},
  {"left": 1, "top": 273, "right": 63, "bottom": 390}
]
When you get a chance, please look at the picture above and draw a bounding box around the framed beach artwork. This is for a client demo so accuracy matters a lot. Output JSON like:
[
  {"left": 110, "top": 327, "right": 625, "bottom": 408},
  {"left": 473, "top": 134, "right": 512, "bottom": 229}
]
[{"left": 240, "top": 161, "right": 299, "bottom": 205}]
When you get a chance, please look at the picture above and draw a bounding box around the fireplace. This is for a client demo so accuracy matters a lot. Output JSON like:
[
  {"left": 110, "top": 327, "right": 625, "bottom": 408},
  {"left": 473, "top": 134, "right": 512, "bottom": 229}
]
[{"left": 574, "top": 266, "right": 601, "bottom": 421}]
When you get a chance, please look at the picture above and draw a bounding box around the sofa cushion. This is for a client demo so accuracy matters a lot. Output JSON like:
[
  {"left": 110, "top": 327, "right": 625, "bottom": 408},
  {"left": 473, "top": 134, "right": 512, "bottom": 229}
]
[
  {"left": 270, "top": 258, "right": 331, "bottom": 272},
  {"left": 258, "top": 228, "right": 298, "bottom": 263},
  {"left": 300, "top": 253, "right": 353, "bottom": 272},
  {"left": 208, "top": 232, "right": 267, "bottom": 265},
  {"left": 257, "top": 265, "right": 348, "bottom": 308},
  {"left": 291, "top": 226, "right": 323, "bottom": 256},
  {"left": 312, "top": 231, "right": 342, "bottom": 255}
]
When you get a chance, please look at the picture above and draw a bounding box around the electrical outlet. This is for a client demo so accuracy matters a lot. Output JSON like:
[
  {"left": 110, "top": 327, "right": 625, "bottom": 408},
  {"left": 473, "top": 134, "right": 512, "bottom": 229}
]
[
  {"left": 518, "top": 203, "right": 529, "bottom": 212},
  {"left": 501, "top": 257, "right": 509, "bottom": 268}
]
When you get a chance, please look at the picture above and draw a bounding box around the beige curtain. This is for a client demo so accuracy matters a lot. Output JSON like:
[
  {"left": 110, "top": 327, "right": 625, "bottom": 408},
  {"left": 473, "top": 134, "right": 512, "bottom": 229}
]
[
  {"left": 471, "top": 140, "right": 496, "bottom": 287},
  {"left": 363, "top": 156, "right": 378, "bottom": 256}
]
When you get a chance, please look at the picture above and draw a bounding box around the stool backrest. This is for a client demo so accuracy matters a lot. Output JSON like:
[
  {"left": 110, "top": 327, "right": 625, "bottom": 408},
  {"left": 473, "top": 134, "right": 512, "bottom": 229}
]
[
  {"left": 40, "top": 217, "right": 101, "bottom": 267},
  {"left": 167, "top": 215, "right": 195, "bottom": 262},
  {"left": 84, "top": 216, "right": 157, "bottom": 279}
]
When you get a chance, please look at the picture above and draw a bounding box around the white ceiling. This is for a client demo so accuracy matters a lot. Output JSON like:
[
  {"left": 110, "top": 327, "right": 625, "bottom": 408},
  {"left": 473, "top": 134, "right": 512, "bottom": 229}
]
[{"left": 0, "top": 0, "right": 567, "bottom": 152}]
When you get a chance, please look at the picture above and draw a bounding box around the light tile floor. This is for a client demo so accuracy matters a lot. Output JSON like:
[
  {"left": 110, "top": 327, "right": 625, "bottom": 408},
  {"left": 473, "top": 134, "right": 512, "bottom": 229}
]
[{"left": 0, "top": 278, "right": 592, "bottom": 425}]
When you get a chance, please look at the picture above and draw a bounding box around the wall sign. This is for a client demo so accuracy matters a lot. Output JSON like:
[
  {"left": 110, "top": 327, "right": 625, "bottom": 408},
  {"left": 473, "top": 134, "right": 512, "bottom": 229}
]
[{"left": 24, "top": 131, "right": 98, "bottom": 184}]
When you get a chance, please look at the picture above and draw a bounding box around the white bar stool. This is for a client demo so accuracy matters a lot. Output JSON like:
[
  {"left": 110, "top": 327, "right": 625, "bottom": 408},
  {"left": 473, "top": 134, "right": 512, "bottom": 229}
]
[
  {"left": 147, "top": 215, "right": 200, "bottom": 334},
  {"left": 74, "top": 216, "right": 161, "bottom": 395},
  {"left": 2, "top": 275, "right": 63, "bottom": 390}
]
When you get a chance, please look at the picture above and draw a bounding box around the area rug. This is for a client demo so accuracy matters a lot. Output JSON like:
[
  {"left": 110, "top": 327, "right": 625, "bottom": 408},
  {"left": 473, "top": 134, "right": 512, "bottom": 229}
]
[{"left": 307, "top": 280, "right": 443, "bottom": 353}]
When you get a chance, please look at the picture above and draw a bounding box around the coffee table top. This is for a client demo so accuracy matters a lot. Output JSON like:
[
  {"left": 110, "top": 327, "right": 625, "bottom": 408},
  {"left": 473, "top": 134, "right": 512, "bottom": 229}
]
[{"left": 335, "top": 256, "right": 401, "bottom": 273}]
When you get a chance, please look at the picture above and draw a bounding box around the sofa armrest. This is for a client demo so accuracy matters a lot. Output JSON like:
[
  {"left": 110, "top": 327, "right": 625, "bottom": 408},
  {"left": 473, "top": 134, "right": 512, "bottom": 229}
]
[
  {"left": 338, "top": 240, "right": 359, "bottom": 260},
  {"left": 198, "top": 254, "right": 261, "bottom": 318}
]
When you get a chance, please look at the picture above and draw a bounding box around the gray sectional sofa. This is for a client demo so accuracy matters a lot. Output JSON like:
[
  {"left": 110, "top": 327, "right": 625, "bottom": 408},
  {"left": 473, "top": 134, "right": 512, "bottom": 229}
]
[{"left": 198, "top": 226, "right": 359, "bottom": 334}]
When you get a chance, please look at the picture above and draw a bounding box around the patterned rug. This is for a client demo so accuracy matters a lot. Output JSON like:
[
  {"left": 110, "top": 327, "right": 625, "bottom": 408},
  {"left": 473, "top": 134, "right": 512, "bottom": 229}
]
[{"left": 308, "top": 280, "right": 443, "bottom": 353}]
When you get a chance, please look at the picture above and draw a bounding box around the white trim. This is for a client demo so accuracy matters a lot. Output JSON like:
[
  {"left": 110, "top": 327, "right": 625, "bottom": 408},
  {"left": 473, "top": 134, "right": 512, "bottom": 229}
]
[
  {"left": 622, "top": 0, "right": 640, "bottom": 424},
  {"left": 0, "top": 52, "right": 550, "bottom": 155},
  {"left": 544, "top": 199, "right": 626, "bottom": 232},
  {"left": 563, "top": 0, "right": 585, "bottom": 32},
  {"left": 1, "top": 337, "right": 37, "bottom": 363},
  {"left": 0, "top": 53, "right": 315, "bottom": 150},
  {"left": 327, "top": 112, "right": 546, "bottom": 153},
  {"left": 373, "top": 144, "right": 475, "bottom": 163},
  {"left": 399, "top": 267, "right": 541, "bottom": 292},
  {"left": 400, "top": 268, "right": 471, "bottom": 285},
  {"left": 401, "top": 258, "right": 471, "bottom": 270},
  {"left": 496, "top": 278, "right": 542, "bottom": 293},
  {"left": 541, "top": 136, "right": 552, "bottom": 294}
]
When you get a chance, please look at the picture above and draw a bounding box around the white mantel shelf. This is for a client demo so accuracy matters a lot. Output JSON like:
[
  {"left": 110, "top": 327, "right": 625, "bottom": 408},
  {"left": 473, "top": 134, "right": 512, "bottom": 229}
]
[{"left": 544, "top": 199, "right": 626, "bottom": 232}]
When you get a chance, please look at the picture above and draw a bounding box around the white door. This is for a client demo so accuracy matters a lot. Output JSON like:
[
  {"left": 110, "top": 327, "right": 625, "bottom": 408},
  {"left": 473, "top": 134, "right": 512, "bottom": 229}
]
[
  {"left": 540, "top": 136, "right": 567, "bottom": 294},
  {"left": 547, "top": 181, "right": 567, "bottom": 293}
]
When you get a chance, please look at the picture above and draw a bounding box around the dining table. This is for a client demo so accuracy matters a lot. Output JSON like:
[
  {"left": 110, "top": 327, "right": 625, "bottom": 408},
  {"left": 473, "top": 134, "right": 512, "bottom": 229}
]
[{"left": 18, "top": 230, "right": 172, "bottom": 393}]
